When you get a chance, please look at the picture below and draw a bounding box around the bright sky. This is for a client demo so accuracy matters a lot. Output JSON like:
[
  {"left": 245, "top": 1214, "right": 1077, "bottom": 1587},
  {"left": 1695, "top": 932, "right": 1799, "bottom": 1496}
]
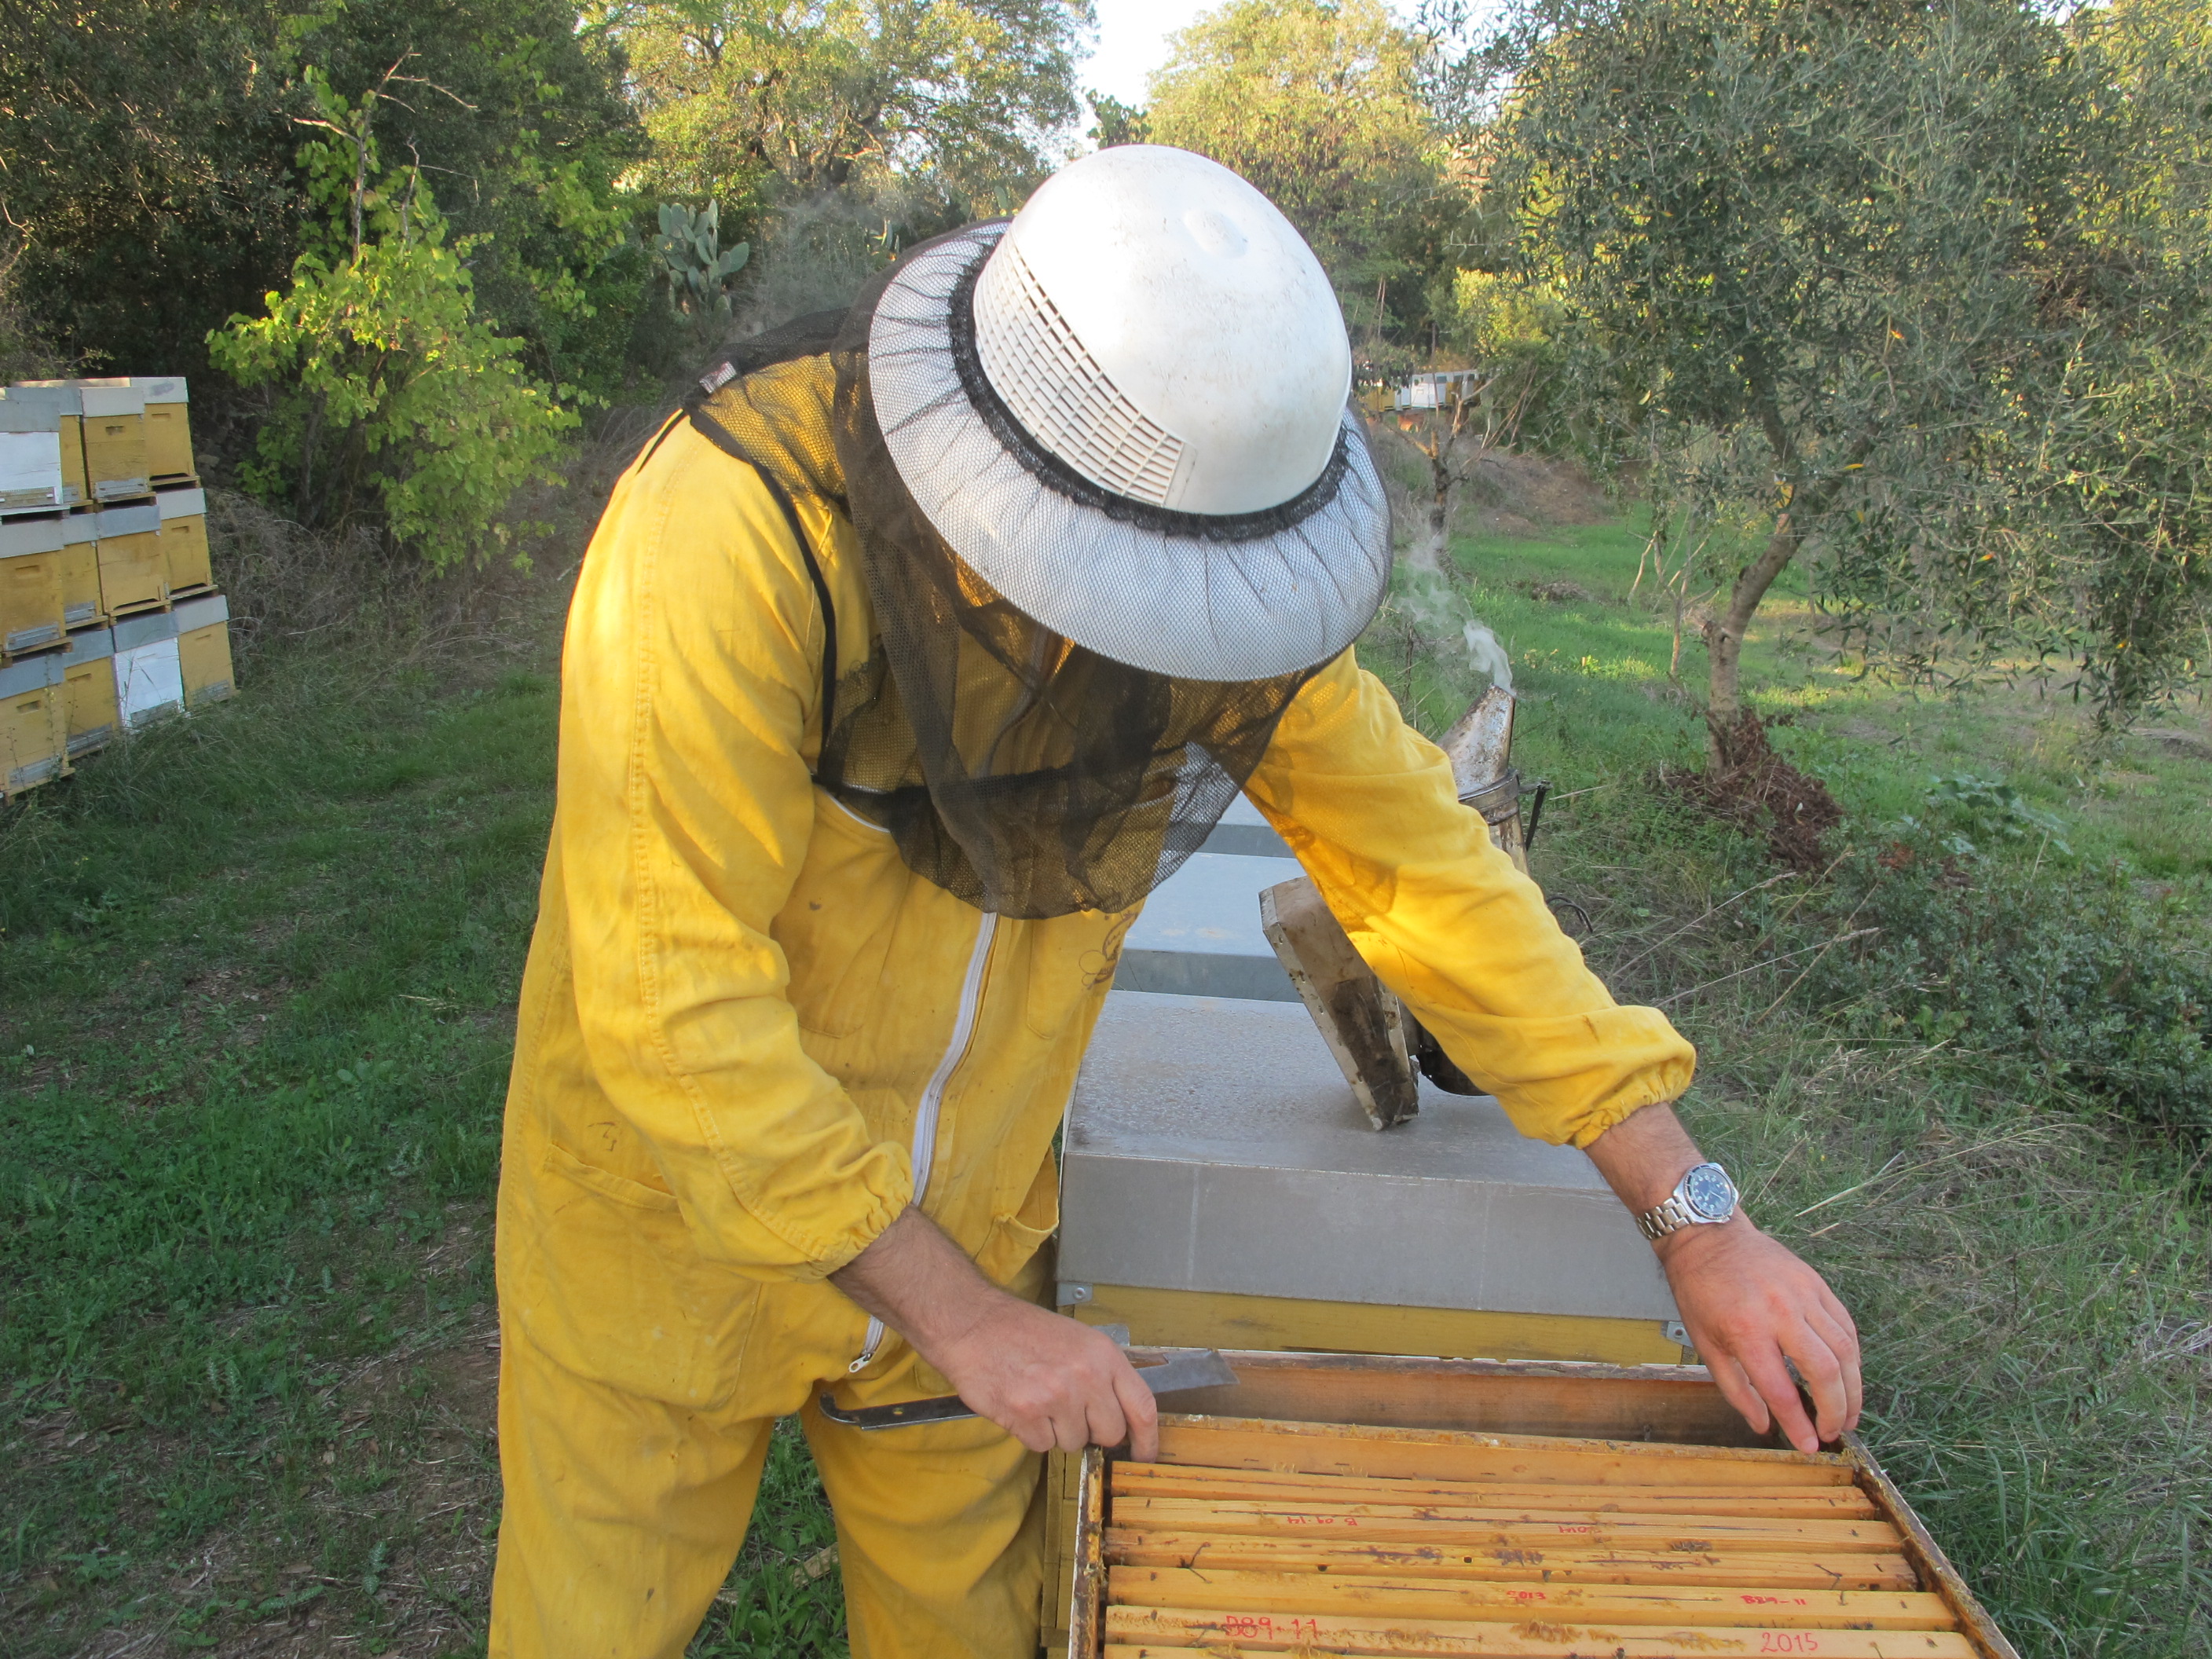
[{"left": 1083, "top": 0, "right": 1223, "bottom": 108}]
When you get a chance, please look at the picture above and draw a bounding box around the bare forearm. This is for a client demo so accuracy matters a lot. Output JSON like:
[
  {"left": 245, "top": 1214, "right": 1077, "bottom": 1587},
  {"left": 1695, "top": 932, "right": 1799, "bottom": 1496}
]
[
  {"left": 1583, "top": 1100, "right": 1709, "bottom": 1217},
  {"left": 829, "top": 1204, "right": 996, "bottom": 1361}
]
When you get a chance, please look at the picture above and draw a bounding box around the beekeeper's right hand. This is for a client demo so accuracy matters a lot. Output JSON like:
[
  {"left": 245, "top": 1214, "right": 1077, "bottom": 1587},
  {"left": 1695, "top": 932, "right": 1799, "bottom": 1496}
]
[{"left": 831, "top": 1204, "right": 1162, "bottom": 1460}]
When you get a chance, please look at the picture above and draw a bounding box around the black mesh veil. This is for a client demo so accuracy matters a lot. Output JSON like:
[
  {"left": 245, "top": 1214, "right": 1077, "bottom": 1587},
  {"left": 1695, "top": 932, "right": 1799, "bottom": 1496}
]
[{"left": 683, "top": 225, "right": 1390, "bottom": 919}]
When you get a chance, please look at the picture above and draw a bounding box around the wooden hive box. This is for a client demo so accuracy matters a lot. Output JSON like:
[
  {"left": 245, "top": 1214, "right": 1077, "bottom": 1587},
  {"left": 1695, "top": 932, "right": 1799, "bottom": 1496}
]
[
  {"left": 173, "top": 591, "right": 234, "bottom": 707},
  {"left": 0, "top": 398, "right": 67, "bottom": 511},
  {"left": 112, "top": 610, "right": 183, "bottom": 728},
  {"left": 156, "top": 484, "right": 213, "bottom": 595},
  {"left": 59, "top": 626, "right": 118, "bottom": 757},
  {"left": 94, "top": 500, "right": 167, "bottom": 616},
  {"left": 5, "top": 383, "right": 88, "bottom": 507},
  {"left": 1059, "top": 1353, "right": 2016, "bottom": 1659},
  {"left": 0, "top": 650, "right": 67, "bottom": 797},
  {"left": 0, "top": 512, "right": 68, "bottom": 657},
  {"left": 59, "top": 510, "right": 101, "bottom": 628},
  {"left": 132, "top": 375, "right": 196, "bottom": 483},
  {"left": 77, "top": 380, "right": 149, "bottom": 503}
]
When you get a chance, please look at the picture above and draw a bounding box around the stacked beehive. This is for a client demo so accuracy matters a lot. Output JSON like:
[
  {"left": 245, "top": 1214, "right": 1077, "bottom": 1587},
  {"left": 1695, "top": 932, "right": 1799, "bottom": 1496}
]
[{"left": 0, "top": 377, "right": 236, "bottom": 800}]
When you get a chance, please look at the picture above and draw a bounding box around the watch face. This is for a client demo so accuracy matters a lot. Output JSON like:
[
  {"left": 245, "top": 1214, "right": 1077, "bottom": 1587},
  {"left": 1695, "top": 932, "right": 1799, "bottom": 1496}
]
[{"left": 1683, "top": 1163, "right": 1736, "bottom": 1221}]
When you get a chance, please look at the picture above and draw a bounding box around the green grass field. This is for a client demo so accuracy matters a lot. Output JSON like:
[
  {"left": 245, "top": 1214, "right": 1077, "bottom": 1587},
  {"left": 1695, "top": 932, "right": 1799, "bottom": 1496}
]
[{"left": 3, "top": 505, "right": 2208, "bottom": 1656}]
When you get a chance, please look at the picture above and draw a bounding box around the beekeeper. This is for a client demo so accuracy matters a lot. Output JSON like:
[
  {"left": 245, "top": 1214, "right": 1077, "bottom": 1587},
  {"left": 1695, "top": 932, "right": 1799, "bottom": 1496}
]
[{"left": 489, "top": 145, "right": 1862, "bottom": 1659}]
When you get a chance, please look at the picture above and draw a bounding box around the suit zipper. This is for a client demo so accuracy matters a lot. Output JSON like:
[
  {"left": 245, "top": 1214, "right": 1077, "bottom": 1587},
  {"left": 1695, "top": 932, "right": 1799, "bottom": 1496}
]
[{"left": 851, "top": 910, "right": 1000, "bottom": 1374}]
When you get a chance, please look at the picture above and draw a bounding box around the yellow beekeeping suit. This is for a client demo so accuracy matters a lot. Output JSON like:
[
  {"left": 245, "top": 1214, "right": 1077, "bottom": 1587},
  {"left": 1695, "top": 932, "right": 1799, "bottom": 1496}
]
[{"left": 489, "top": 357, "right": 1694, "bottom": 1658}]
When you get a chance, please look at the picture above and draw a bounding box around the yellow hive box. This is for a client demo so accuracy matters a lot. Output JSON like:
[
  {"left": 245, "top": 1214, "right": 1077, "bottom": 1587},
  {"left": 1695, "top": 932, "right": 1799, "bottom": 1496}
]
[
  {"left": 0, "top": 651, "right": 66, "bottom": 797},
  {"left": 156, "top": 485, "right": 213, "bottom": 593},
  {"left": 59, "top": 627, "right": 118, "bottom": 757},
  {"left": 133, "top": 376, "right": 195, "bottom": 482},
  {"left": 94, "top": 500, "right": 167, "bottom": 615},
  {"left": 77, "top": 380, "right": 148, "bottom": 503},
  {"left": 59, "top": 511, "right": 101, "bottom": 628},
  {"left": 6, "top": 383, "right": 88, "bottom": 507},
  {"left": 0, "top": 513, "right": 68, "bottom": 657},
  {"left": 173, "top": 592, "right": 234, "bottom": 706}
]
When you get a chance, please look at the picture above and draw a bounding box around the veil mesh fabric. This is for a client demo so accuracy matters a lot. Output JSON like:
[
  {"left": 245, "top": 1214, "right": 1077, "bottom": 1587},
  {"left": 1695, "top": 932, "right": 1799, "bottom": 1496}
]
[{"left": 683, "top": 227, "right": 1390, "bottom": 920}]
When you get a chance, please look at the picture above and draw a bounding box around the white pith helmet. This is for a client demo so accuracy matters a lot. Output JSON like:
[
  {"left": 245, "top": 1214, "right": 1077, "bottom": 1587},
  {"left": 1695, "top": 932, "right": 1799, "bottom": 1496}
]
[{"left": 865, "top": 145, "right": 1392, "bottom": 682}]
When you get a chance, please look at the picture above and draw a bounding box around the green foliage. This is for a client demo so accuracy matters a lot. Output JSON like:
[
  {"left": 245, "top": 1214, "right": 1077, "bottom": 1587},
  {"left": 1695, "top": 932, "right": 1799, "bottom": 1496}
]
[
  {"left": 0, "top": 0, "right": 644, "bottom": 398},
  {"left": 1148, "top": 0, "right": 1467, "bottom": 336},
  {"left": 1480, "top": 0, "right": 2212, "bottom": 724},
  {"left": 657, "top": 201, "right": 753, "bottom": 323},
  {"left": 1811, "top": 847, "right": 2212, "bottom": 1142},
  {"left": 690, "top": 1423, "right": 847, "bottom": 1657},
  {"left": 209, "top": 74, "right": 577, "bottom": 569},
  {"left": 606, "top": 0, "right": 1090, "bottom": 214},
  {"left": 1086, "top": 90, "right": 1152, "bottom": 148},
  {"left": 1900, "top": 774, "right": 2072, "bottom": 861}
]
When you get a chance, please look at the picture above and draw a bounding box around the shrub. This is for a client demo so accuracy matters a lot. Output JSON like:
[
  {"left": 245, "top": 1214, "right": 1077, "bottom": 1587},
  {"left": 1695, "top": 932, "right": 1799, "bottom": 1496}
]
[
  {"left": 208, "top": 71, "right": 577, "bottom": 571},
  {"left": 1807, "top": 828, "right": 2212, "bottom": 1142}
]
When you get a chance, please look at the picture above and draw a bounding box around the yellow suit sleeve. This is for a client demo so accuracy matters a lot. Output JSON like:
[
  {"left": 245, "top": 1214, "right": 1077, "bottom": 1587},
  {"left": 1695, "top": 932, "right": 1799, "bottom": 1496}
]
[
  {"left": 555, "top": 421, "right": 912, "bottom": 1278},
  {"left": 1243, "top": 650, "right": 1696, "bottom": 1148}
]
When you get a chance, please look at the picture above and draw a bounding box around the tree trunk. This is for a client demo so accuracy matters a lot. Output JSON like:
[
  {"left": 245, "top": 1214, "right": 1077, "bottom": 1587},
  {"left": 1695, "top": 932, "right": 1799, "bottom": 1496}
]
[
  {"left": 1702, "top": 418, "right": 1874, "bottom": 761},
  {"left": 1705, "top": 512, "right": 1800, "bottom": 760}
]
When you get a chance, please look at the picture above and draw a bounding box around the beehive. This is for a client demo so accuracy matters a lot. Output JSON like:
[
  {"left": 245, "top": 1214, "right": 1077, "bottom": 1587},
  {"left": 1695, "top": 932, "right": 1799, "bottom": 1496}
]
[
  {"left": 79, "top": 380, "right": 150, "bottom": 502},
  {"left": 112, "top": 610, "right": 183, "bottom": 727},
  {"left": 94, "top": 500, "right": 167, "bottom": 615},
  {"left": 0, "top": 650, "right": 67, "bottom": 797},
  {"left": 0, "top": 397, "right": 67, "bottom": 511},
  {"left": 4, "top": 384, "right": 87, "bottom": 507},
  {"left": 59, "top": 627, "right": 118, "bottom": 757},
  {"left": 156, "top": 485, "right": 213, "bottom": 594},
  {"left": 0, "top": 513, "right": 68, "bottom": 657},
  {"left": 174, "top": 591, "right": 234, "bottom": 706},
  {"left": 1062, "top": 1354, "right": 2017, "bottom": 1659},
  {"left": 133, "top": 375, "right": 195, "bottom": 482},
  {"left": 59, "top": 511, "right": 101, "bottom": 628}
]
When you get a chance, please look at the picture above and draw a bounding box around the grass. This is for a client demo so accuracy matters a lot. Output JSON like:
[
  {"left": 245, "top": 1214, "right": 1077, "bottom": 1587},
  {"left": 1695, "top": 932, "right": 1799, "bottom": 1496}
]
[
  {"left": 1361, "top": 505, "right": 2212, "bottom": 1656},
  {"left": 4, "top": 500, "right": 2209, "bottom": 1656},
  {"left": 2, "top": 635, "right": 558, "bottom": 1656}
]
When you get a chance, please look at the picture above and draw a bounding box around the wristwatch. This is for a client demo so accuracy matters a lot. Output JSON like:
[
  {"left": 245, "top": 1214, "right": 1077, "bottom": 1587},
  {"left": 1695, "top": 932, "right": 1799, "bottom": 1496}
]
[{"left": 1636, "top": 1161, "right": 1740, "bottom": 1241}]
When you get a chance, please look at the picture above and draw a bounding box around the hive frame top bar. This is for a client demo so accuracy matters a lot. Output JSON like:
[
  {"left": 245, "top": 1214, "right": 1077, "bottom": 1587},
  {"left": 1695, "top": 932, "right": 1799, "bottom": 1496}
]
[{"left": 1063, "top": 1351, "right": 2022, "bottom": 1659}]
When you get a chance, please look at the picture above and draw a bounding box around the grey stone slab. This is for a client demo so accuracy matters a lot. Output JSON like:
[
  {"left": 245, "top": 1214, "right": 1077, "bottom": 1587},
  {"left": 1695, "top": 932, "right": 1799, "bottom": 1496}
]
[
  {"left": 1060, "top": 991, "right": 1677, "bottom": 1324},
  {"left": 1202, "top": 794, "right": 1291, "bottom": 857},
  {"left": 1117, "top": 851, "right": 1302, "bottom": 1002}
]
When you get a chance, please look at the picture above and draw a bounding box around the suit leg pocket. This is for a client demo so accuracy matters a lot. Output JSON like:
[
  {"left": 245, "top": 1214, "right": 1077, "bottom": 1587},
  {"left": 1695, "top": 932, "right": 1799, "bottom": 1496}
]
[{"left": 511, "top": 1144, "right": 760, "bottom": 1411}]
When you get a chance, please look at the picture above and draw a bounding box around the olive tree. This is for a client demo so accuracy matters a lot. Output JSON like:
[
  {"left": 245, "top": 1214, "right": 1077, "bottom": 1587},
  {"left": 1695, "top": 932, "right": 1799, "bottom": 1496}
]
[{"left": 1485, "top": 0, "right": 2106, "bottom": 742}]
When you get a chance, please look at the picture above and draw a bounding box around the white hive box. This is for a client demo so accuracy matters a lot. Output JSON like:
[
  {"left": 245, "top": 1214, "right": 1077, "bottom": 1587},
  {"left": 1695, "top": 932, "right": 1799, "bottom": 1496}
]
[
  {"left": 0, "top": 397, "right": 67, "bottom": 511},
  {"left": 1119, "top": 850, "right": 1305, "bottom": 1001},
  {"left": 1199, "top": 793, "right": 1292, "bottom": 857},
  {"left": 112, "top": 609, "right": 183, "bottom": 727},
  {"left": 1059, "top": 990, "right": 1685, "bottom": 1366}
]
